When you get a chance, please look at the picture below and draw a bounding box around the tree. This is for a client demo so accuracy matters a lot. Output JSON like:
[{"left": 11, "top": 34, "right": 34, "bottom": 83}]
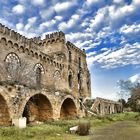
[
  {"left": 117, "top": 80, "right": 134, "bottom": 100},
  {"left": 128, "top": 84, "right": 140, "bottom": 112},
  {"left": 0, "top": 59, "right": 36, "bottom": 87}
]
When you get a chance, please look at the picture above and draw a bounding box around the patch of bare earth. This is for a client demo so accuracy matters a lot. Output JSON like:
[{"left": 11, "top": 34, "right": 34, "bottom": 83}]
[{"left": 91, "top": 121, "right": 140, "bottom": 140}]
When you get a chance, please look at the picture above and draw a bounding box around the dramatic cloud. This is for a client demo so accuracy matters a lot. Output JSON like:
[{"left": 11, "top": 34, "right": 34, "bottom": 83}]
[
  {"left": 12, "top": 4, "right": 25, "bottom": 14},
  {"left": 31, "top": 0, "right": 45, "bottom": 6}
]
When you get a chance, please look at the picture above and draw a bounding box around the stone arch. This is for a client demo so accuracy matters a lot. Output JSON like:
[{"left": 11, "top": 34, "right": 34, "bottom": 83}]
[
  {"left": 35, "top": 52, "right": 38, "bottom": 59},
  {"left": 98, "top": 103, "right": 101, "bottom": 114},
  {"left": 19, "top": 46, "right": 24, "bottom": 53},
  {"left": 22, "top": 93, "right": 53, "bottom": 123},
  {"left": 39, "top": 54, "right": 42, "bottom": 60},
  {"left": 13, "top": 43, "right": 18, "bottom": 49},
  {"left": 51, "top": 39, "right": 55, "bottom": 43},
  {"left": 25, "top": 48, "right": 30, "bottom": 55},
  {"left": 0, "top": 37, "right": 7, "bottom": 46},
  {"left": 7, "top": 40, "right": 13, "bottom": 48},
  {"left": 43, "top": 56, "right": 46, "bottom": 62},
  {"left": 60, "top": 96, "right": 77, "bottom": 119},
  {"left": 53, "top": 70, "right": 61, "bottom": 79},
  {"left": 34, "top": 63, "right": 45, "bottom": 87},
  {"left": 30, "top": 50, "right": 34, "bottom": 57},
  {"left": 68, "top": 69, "right": 73, "bottom": 88},
  {"left": 0, "top": 93, "right": 11, "bottom": 125}
]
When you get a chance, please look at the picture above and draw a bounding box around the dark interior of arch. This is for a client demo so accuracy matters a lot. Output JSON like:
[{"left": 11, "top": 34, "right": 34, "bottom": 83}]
[
  {"left": 0, "top": 94, "right": 10, "bottom": 125},
  {"left": 60, "top": 98, "right": 77, "bottom": 119},
  {"left": 22, "top": 94, "right": 53, "bottom": 123}
]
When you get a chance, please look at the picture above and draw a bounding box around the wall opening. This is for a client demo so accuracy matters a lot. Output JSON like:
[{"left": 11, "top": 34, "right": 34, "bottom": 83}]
[
  {"left": 98, "top": 103, "right": 101, "bottom": 114},
  {"left": 22, "top": 94, "right": 53, "bottom": 123},
  {"left": 60, "top": 98, "right": 77, "bottom": 119},
  {"left": 0, "top": 94, "right": 10, "bottom": 125},
  {"left": 68, "top": 72, "right": 72, "bottom": 88}
]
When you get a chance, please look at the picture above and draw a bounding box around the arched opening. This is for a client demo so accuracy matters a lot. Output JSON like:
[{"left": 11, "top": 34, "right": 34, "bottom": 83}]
[
  {"left": 22, "top": 94, "right": 53, "bottom": 124},
  {"left": 68, "top": 51, "right": 72, "bottom": 62},
  {"left": 108, "top": 106, "right": 111, "bottom": 114},
  {"left": 36, "top": 67, "right": 41, "bottom": 87},
  {"left": 0, "top": 94, "right": 10, "bottom": 125},
  {"left": 68, "top": 71, "right": 73, "bottom": 88},
  {"left": 60, "top": 98, "right": 77, "bottom": 119},
  {"left": 98, "top": 103, "right": 101, "bottom": 114},
  {"left": 34, "top": 63, "right": 45, "bottom": 88}
]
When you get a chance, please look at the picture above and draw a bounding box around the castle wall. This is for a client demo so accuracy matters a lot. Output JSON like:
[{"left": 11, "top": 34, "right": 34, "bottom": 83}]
[{"left": 0, "top": 23, "right": 90, "bottom": 125}]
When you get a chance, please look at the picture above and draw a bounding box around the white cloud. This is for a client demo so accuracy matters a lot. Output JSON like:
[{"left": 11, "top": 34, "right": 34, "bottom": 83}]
[
  {"left": 16, "top": 23, "right": 24, "bottom": 30},
  {"left": 87, "top": 43, "right": 140, "bottom": 69},
  {"left": 58, "top": 14, "right": 80, "bottom": 31},
  {"left": 40, "top": 7, "right": 54, "bottom": 19},
  {"left": 89, "top": 8, "right": 106, "bottom": 30},
  {"left": 39, "top": 20, "right": 56, "bottom": 31},
  {"left": 120, "top": 23, "right": 140, "bottom": 35},
  {"left": 12, "top": 4, "right": 25, "bottom": 14},
  {"left": 86, "top": 0, "right": 101, "bottom": 6},
  {"left": 24, "top": 17, "right": 37, "bottom": 31},
  {"left": 54, "top": 16, "right": 63, "bottom": 21},
  {"left": 54, "top": 1, "right": 76, "bottom": 13},
  {"left": 31, "top": 0, "right": 45, "bottom": 6},
  {"left": 129, "top": 74, "right": 140, "bottom": 83}
]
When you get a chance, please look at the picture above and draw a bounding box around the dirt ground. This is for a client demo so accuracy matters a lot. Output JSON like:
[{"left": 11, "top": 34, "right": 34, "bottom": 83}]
[{"left": 91, "top": 121, "right": 140, "bottom": 140}]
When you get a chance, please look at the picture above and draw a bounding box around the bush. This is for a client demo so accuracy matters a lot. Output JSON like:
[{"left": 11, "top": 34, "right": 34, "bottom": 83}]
[{"left": 77, "top": 122, "right": 90, "bottom": 136}]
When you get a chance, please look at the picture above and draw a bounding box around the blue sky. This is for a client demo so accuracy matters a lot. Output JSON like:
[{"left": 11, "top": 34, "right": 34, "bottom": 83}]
[{"left": 0, "top": 0, "right": 140, "bottom": 100}]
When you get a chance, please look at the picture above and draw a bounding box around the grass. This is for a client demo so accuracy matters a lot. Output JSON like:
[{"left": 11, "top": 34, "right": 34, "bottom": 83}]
[{"left": 0, "top": 112, "right": 139, "bottom": 140}]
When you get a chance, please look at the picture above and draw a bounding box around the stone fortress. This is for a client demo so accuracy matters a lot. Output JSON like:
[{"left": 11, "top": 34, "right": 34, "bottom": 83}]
[{"left": 0, "top": 23, "right": 91, "bottom": 125}]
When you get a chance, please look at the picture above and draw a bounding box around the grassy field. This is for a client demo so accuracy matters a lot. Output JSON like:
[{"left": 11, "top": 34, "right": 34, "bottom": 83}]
[{"left": 0, "top": 112, "right": 139, "bottom": 140}]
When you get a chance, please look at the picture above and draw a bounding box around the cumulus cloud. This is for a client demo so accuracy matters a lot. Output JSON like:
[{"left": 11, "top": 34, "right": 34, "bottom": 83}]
[
  {"left": 39, "top": 20, "right": 56, "bottom": 31},
  {"left": 120, "top": 23, "right": 140, "bottom": 35},
  {"left": 24, "top": 17, "right": 37, "bottom": 31},
  {"left": 54, "top": 1, "right": 76, "bottom": 13},
  {"left": 16, "top": 23, "right": 24, "bottom": 30},
  {"left": 129, "top": 74, "right": 140, "bottom": 83},
  {"left": 31, "top": 0, "right": 45, "bottom": 6},
  {"left": 12, "top": 4, "right": 25, "bottom": 14},
  {"left": 58, "top": 14, "right": 80, "bottom": 31},
  {"left": 87, "top": 43, "right": 140, "bottom": 69}
]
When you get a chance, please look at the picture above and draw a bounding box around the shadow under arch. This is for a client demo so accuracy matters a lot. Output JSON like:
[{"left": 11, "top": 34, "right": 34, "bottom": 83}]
[
  {"left": 22, "top": 94, "right": 53, "bottom": 123},
  {"left": 60, "top": 97, "right": 77, "bottom": 120},
  {"left": 0, "top": 94, "right": 11, "bottom": 125}
]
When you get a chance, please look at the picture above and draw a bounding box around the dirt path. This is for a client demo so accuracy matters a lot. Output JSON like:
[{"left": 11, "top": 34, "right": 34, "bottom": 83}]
[{"left": 91, "top": 121, "right": 140, "bottom": 140}]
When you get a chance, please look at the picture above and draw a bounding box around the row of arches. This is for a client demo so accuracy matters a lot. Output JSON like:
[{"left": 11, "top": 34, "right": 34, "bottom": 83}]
[
  {"left": 0, "top": 93, "right": 77, "bottom": 125},
  {"left": 0, "top": 37, "right": 64, "bottom": 70}
]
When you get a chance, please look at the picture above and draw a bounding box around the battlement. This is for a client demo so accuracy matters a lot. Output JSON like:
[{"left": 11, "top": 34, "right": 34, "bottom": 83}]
[
  {"left": 0, "top": 23, "right": 42, "bottom": 46},
  {"left": 45, "top": 31, "right": 65, "bottom": 44},
  {"left": 66, "top": 41, "right": 86, "bottom": 56}
]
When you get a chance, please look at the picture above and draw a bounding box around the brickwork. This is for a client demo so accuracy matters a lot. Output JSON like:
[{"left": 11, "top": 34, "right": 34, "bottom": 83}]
[{"left": 0, "top": 23, "right": 91, "bottom": 125}]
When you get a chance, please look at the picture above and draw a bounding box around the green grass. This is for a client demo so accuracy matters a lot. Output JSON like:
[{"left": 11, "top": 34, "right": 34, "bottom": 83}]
[{"left": 0, "top": 112, "right": 139, "bottom": 140}]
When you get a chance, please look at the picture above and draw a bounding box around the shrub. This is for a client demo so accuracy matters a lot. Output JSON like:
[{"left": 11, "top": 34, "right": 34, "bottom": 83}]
[{"left": 77, "top": 122, "right": 90, "bottom": 136}]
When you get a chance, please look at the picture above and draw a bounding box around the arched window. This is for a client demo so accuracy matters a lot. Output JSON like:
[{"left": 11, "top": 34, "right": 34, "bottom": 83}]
[
  {"left": 5, "top": 53, "right": 20, "bottom": 80},
  {"left": 68, "top": 51, "right": 72, "bottom": 62},
  {"left": 77, "top": 69, "right": 82, "bottom": 91},
  {"left": 78, "top": 57, "right": 81, "bottom": 68},
  {"left": 34, "top": 63, "right": 44, "bottom": 87},
  {"left": 68, "top": 71, "right": 73, "bottom": 88}
]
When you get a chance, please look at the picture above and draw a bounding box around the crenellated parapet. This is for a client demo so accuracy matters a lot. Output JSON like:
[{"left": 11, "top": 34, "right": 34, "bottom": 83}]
[
  {"left": 0, "top": 27, "right": 64, "bottom": 71},
  {"left": 45, "top": 31, "right": 65, "bottom": 44},
  {"left": 66, "top": 41, "right": 86, "bottom": 56},
  {"left": 0, "top": 23, "right": 42, "bottom": 48}
]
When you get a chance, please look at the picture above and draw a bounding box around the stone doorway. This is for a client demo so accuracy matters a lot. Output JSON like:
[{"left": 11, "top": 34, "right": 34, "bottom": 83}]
[
  {"left": 22, "top": 94, "right": 53, "bottom": 123},
  {"left": 0, "top": 94, "right": 10, "bottom": 125},
  {"left": 60, "top": 98, "right": 77, "bottom": 119}
]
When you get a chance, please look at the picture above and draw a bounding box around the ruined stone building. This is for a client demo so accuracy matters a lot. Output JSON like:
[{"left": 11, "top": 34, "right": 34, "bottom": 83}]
[
  {"left": 91, "top": 97, "right": 122, "bottom": 115},
  {"left": 0, "top": 23, "right": 91, "bottom": 125}
]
